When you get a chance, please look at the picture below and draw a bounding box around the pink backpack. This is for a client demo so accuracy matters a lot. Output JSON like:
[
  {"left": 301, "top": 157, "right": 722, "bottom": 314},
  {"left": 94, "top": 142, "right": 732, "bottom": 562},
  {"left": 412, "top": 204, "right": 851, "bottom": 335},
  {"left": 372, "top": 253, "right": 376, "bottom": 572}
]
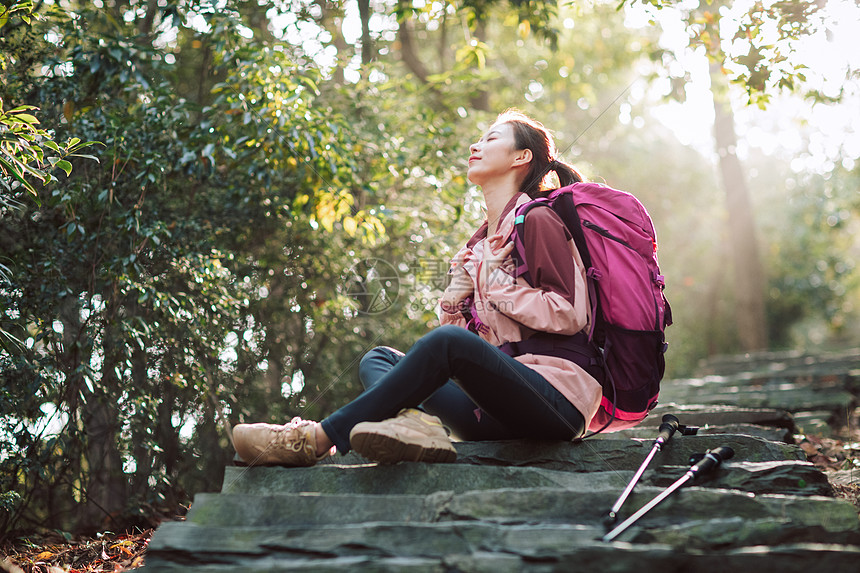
[{"left": 509, "top": 182, "right": 672, "bottom": 434}]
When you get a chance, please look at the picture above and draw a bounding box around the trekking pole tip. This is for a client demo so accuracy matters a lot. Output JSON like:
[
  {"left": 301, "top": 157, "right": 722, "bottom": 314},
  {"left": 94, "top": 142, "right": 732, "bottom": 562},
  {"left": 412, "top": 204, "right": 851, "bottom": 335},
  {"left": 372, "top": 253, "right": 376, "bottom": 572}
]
[{"left": 602, "top": 511, "right": 618, "bottom": 530}]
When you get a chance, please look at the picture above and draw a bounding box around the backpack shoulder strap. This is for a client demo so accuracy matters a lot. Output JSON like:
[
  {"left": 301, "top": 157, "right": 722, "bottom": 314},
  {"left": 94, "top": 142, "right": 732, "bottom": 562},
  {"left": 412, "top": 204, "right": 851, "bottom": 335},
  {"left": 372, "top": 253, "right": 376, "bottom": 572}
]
[
  {"left": 510, "top": 198, "right": 550, "bottom": 286},
  {"left": 549, "top": 187, "right": 593, "bottom": 271},
  {"left": 510, "top": 186, "right": 595, "bottom": 286}
]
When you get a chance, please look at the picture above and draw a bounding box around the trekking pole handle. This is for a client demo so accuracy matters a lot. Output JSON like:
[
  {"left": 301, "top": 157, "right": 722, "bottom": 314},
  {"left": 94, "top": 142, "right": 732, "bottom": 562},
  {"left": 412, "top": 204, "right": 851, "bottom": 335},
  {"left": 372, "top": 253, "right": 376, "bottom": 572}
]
[
  {"left": 656, "top": 414, "right": 680, "bottom": 443},
  {"left": 689, "top": 446, "right": 734, "bottom": 478},
  {"left": 656, "top": 414, "right": 698, "bottom": 443}
]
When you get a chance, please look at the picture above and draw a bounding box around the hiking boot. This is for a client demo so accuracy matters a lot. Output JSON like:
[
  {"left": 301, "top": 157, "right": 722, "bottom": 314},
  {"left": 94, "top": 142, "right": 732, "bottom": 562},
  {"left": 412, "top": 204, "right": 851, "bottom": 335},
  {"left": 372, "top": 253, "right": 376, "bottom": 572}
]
[
  {"left": 233, "top": 417, "right": 331, "bottom": 467},
  {"left": 349, "top": 408, "right": 457, "bottom": 464}
]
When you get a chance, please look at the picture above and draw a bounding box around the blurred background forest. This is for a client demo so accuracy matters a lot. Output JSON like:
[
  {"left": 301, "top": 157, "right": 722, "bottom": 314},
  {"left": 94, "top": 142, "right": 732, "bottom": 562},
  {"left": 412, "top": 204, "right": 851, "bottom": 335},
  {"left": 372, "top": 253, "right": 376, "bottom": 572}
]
[{"left": 1, "top": 0, "right": 858, "bottom": 537}]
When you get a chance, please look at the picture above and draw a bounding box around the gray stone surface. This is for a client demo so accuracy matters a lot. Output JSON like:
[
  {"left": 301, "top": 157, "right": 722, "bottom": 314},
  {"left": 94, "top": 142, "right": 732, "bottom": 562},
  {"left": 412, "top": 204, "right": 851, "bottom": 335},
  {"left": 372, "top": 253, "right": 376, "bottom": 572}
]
[
  {"left": 623, "top": 402, "right": 797, "bottom": 429},
  {"left": 222, "top": 459, "right": 830, "bottom": 497},
  {"left": 449, "top": 434, "right": 805, "bottom": 470},
  {"left": 603, "top": 423, "right": 793, "bottom": 442},
  {"left": 142, "top": 349, "right": 860, "bottom": 571},
  {"left": 220, "top": 463, "right": 630, "bottom": 496},
  {"left": 649, "top": 460, "right": 833, "bottom": 496},
  {"left": 146, "top": 515, "right": 860, "bottom": 568},
  {"left": 657, "top": 376, "right": 854, "bottom": 412},
  {"left": 697, "top": 347, "right": 860, "bottom": 375},
  {"left": 437, "top": 487, "right": 858, "bottom": 529},
  {"left": 169, "top": 483, "right": 858, "bottom": 545},
  {"left": 147, "top": 520, "right": 606, "bottom": 558}
]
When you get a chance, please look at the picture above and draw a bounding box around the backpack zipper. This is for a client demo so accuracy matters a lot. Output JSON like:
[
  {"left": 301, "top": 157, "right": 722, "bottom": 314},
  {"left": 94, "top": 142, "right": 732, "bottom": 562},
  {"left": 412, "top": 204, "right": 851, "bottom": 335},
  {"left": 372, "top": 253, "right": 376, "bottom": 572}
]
[{"left": 582, "top": 220, "right": 634, "bottom": 250}]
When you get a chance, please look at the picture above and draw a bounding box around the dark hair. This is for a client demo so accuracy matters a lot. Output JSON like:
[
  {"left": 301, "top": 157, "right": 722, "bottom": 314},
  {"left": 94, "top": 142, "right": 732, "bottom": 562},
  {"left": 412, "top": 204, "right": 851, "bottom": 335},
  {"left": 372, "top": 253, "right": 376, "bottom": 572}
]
[{"left": 494, "top": 108, "right": 583, "bottom": 198}]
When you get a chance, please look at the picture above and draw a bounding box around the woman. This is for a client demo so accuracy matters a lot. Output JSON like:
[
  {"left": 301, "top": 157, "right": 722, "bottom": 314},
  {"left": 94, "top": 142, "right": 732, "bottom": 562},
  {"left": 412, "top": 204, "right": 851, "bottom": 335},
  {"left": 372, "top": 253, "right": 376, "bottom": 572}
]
[{"left": 233, "top": 109, "right": 603, "bottom": 467}]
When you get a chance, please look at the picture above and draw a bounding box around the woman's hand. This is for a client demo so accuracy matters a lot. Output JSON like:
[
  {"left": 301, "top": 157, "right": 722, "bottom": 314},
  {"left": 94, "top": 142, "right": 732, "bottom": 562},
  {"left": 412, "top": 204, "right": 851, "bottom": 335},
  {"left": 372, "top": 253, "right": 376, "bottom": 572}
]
[
  {"left": 480, "top": 233, "right": 515, "bottom": 288},
  {"left": 440, "top": 256, "right": 474, "bottom": 314}
]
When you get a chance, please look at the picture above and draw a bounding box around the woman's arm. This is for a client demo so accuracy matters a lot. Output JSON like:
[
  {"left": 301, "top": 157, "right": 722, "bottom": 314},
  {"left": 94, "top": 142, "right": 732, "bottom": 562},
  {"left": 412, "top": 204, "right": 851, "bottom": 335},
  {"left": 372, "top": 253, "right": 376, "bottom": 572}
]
[
  {"left": 438, "top": 248, "right": 474, "bottom": 326},
  {"left": 439, "top": 266, "right": 474, "bottom": 314}
]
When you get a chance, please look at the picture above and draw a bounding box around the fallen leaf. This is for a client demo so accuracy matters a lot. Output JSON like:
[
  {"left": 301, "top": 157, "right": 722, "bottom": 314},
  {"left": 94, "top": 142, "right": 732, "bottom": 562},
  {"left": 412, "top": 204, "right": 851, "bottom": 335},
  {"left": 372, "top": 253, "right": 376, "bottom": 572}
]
[{"left": 800, "top": 441, "right": 818, "bottom": 456}]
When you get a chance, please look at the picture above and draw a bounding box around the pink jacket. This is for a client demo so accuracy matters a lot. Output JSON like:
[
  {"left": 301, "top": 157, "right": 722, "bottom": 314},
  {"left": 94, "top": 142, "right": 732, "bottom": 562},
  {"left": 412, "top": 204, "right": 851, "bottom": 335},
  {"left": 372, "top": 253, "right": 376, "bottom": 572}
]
[{"left": 439, "top": 193, "right": 602, "bottom": 426}]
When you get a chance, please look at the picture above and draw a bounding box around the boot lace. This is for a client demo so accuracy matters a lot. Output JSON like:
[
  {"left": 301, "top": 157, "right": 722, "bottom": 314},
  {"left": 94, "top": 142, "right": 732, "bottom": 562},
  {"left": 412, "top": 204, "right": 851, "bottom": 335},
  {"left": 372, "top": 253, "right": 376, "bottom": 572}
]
[{"left": 274, "top": 417, "right": 313, "bottom": 453}]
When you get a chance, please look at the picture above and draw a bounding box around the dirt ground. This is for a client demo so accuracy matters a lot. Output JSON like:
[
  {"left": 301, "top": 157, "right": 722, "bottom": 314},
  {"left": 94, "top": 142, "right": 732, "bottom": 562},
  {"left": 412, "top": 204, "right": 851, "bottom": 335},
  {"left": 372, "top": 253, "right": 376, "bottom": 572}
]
[{"left": 1, "top": 528, "right": 151, "bottom": 572}]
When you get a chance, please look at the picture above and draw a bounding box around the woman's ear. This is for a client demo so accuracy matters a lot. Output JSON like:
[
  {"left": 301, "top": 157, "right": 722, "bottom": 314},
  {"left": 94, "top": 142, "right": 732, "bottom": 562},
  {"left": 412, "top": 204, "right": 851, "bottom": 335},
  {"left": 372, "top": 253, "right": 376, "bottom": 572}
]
[{"left": 512, "top": 148, "right": 532, "bottom": 168}]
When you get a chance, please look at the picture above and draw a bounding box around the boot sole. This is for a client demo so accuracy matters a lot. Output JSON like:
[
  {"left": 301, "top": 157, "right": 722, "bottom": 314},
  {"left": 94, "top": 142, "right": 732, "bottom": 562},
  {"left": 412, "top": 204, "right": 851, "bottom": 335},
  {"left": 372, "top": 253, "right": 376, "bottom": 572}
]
[{"left": 350, "top": 429, "right": 457, "bottom": 464}]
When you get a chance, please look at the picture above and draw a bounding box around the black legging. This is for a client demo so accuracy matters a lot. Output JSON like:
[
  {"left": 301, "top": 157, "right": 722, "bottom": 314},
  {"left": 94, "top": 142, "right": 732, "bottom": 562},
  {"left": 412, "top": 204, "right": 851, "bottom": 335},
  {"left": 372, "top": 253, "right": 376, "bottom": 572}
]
[{"left": 320, "top": 325, "right": 585, "bottom": 453}]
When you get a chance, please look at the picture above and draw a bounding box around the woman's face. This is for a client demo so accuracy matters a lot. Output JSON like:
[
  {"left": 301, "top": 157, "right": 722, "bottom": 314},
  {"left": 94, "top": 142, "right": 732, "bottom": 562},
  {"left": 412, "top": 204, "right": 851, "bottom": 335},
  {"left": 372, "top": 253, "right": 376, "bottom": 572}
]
[{"left": 467, "top": 122, "right": 525, "bottom": 186}]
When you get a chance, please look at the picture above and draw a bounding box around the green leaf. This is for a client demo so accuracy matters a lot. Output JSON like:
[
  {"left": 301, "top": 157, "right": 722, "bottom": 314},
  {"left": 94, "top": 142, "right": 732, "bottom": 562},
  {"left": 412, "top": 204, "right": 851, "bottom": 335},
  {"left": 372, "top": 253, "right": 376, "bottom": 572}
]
[
  {"left": 17, "top": 158, "right": 47, "bottom": 180},
  {"left": 13, "top": 113, "right": 39, "bottom": 124},
  {"left": 56, "top": 160, "right": 73, "bottom": 176},
  {"left": 43, "top": 140, "right": 61, "bottom": 152},
  {"left": 0, "top": 155, "right": 38, "bottom": 196},
  {"left": 69, "top": 154, "right": 100, "bottom": 162},
  {"left": 68, "top": 140, "right": 104, "bottom": 153}
]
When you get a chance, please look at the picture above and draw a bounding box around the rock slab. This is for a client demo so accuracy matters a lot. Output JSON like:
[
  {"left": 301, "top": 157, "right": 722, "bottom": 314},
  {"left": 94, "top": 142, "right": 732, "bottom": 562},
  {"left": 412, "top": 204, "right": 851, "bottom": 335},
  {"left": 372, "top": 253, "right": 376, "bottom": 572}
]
[{"left": 143, "top": 349, "right": 860, "bottom": 571}]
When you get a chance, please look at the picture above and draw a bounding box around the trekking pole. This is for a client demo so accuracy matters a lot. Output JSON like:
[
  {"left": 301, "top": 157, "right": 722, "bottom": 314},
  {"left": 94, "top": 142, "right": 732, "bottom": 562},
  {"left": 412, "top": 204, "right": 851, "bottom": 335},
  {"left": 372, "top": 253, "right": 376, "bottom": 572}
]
[
  {"left": 601, "top": 445, "right": 735, "bottom": 543},
  {"left": 603, "top": 414, "right": 698, "bottom": 528}
]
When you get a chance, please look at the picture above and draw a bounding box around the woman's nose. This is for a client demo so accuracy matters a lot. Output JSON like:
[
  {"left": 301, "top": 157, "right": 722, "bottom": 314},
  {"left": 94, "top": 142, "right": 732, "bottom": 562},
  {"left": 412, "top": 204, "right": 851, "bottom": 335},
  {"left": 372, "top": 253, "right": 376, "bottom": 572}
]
[{"left": 469, "top": 141, "right": 480, "bottom": 154}]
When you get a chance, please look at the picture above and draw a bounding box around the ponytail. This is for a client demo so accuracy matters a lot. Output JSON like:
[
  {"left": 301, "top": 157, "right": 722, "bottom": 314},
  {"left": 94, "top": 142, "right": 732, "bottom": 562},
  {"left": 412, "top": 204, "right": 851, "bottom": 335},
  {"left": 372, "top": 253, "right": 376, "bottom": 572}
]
[
  {"left": 519, "top": 157, "right": 584, "bottom": 199},
  {"left": 549, "top": 159, "right": 583, "bottom": 188}
]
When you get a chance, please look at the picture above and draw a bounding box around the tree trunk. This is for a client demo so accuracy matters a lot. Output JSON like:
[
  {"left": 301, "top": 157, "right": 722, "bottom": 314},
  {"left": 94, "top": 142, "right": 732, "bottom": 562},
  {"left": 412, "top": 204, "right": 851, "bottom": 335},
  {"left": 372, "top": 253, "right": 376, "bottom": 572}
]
[
  {"left": 81, "top": 392, "right": 127, "bottom": 529},
  {"left": 56, "top": 295, "right": 125, "bottom": 530},
  {"left": 312, "top": 0, "right": 349, "bottom": 84},
  {"left": 397, "top": 2, "right": 430, "bottom": 83},
  {"left": 470, "top": 19, "right": 489, "bottom": 111},
  {"left": 139, "top": 0, "right": 159, "bottom": 37},
  {"left": 710, "top": 64, "right": 768, "bottom": 351},
  {"left": 357, "top": 0, "right": 374, "bottom": 65},
  {"left": 438, "top": 10, "right": 449, "bottom": 68}
]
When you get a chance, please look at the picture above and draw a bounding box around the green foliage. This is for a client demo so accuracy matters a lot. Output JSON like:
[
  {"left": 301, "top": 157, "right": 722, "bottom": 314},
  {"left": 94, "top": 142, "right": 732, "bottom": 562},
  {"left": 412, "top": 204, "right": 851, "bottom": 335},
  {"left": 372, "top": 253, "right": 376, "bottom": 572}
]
[
  {"left": 0, "top": 0, "right": 100, "bottom": 201},
  {"left": 0, "top": 0, "right": 486, "bottom": 536},
  {"left": 759, "top": 162, "right": 859, "bottom": 348},
  {"left": 0, "top": 0, "right": 34, "bottom": 28},
  {"left": 620, "top": 0, "right": 828, "bottom": 106},
  {"left": 0, "top": 101, "right": 98, "bottom": 199},
  {"left": 1, "top": 0, "right": 858, "bottom": 538},
  {"left": 0, "top": 0, "right": 395, "bottom": 535}
]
